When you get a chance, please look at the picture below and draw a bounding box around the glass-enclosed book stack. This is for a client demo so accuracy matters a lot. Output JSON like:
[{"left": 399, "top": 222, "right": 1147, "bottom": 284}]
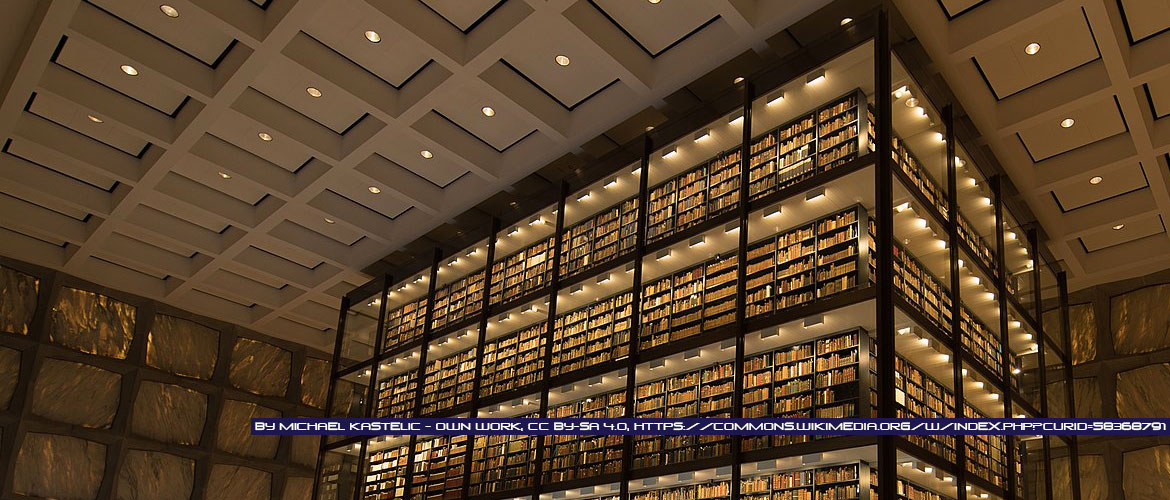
[
  {"left": 634, "top": 362, "right": 734, "bottom": 468},
  {"left": 543, "top": 390, "right": 626, "bottom": 482}
]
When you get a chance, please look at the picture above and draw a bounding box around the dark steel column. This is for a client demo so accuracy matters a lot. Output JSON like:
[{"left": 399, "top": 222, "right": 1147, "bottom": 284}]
[
  {"left": 620, "top": 134, "right": 653, "bottom": 500},
  {"left": 874, "top": 7, "right": 898, "bottom": 500},
  {"left": 312, "top": 294, "right": 355, "bottom": 500},
  {"left": 730, "top": 78, "right": 753, "bottom": 500},
  {"left": 943, "top": 106, "right": 969, "bottom": 500},
  {"left": 990, "top": 176, "right": 1016, "bottom": 500},
  {"left": 1058, "top": 272, "right": 1082, "bottom": 500},
  {"left": 460, "top": 218, "right": 501, "bottom": 500},
  {"left": 534, "top": 180, "right": 571, "bottom": 496},
  {"left": 1029, "top": 227, "right": 1053, "bottom": 500}
]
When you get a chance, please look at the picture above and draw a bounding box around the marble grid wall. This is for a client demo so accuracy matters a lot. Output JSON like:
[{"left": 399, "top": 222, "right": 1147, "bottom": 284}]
[
  {"left": 1050, "top": 268, "right": 1170, "bottom": 500},
  {"left": 0, "top": 257, "right": 330, "bottom": 500}
]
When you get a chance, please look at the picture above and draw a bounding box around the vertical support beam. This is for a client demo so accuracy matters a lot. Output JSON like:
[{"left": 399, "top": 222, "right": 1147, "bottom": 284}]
[
  {"left": 620, "top": 134, "right": 653, "bottom": 500},
  {"left": 990, "top": 175, "right": 1016, "bottom": 500},
  {"left": 1058, "top": 271, "right": 1082, "bottom": 500},
  {"left": 944, "top": 106, "right": 969, "bottom": 500},
  {"left": 730, "top": 78, "right": 752, "bottom": 500},
  {"left": 312, "top": 294, "right": 354, "bottom": 500},
  {"left": 1029, "top": 227, "right": 1053, "bottom": 500},
  {"left": 351, "top": 276, "right": 392, "bottom": 500},
  {"left": 460, "top": 218, "right": 501, "bottom": 500},
  {"left": 534, "top": 181, "right": 571, "bottom": 496},
  {"left": 874, "top": 8, "right": 897, "bottom": 500},
  {"left": 402, "top": 250, "right": 443, "bottom": 500}
]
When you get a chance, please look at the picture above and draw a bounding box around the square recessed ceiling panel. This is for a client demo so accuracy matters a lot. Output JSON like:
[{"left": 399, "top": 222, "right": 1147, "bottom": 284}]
[
  {"left": 430, "top": 77, "right": 536, "bottom": 151},
  {"left": 5, "top": 138, "right": 118, "bottom": 191},
  {"left": 1146, "top": 73, "right": 1170, "bottom": 118},
  {"left": 326, "top": 171, "right": 413, "bottom": 220},
  {"left": 1079, "top": 212, "right": 1165, "bottom": 252},
  {"left": 1016, "top": 96, "right": 1125, "bottom": 161},
  {"left": 972, "top": 9, "right": 1100, "bottom": 99},
  {"left": 421, "top": 0, "right": 504, "bottom": 31},
  {"left": 500, "top": 17, "right": 619, "bottom": 108},
  {"left": 249, "top": 58, "right": 368, "bottom": 134},
  {"left": 54, "top": 35, "right": 189, "bottom": 115},
  {"left": 939, "top": 0, "right": 986, "bottom": 17},
  {"left": 303, "top": 0, "right": 434, "bottom": 86},
  {"left": 376, "top": 137, "right": 468, "bottom": 188},
  {"left": 88, "top": 0, "right": 235, "bottom": 65},
  {"left": 26, "top": 91, "right": 149, "bottom": 156},
  {"left": 171, "top": 154, "right": 268, "bottom": 205},
  {"left": 591, "top": 0, "right": 721, "bottom": 56},
  {"left": 206, "top": 115, "right": 315, "bottom": 173},
  {"left": 1052, "top": 162, "right": 1148, "bottom": 211},
  {"left": 1118, "top": 0, "right": 1170, "bottom": 44}
]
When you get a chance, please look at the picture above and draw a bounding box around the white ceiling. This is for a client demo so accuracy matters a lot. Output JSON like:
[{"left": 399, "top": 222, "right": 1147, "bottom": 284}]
[
  {"left": 894, "top": 0, "right": 1170, "bottom": 291},
  {"left": 0, "top": 0, "right": 835, "bottom": 349}
]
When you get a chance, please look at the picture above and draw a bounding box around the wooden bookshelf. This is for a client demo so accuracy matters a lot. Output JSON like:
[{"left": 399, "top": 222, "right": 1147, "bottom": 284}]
[
  {"left": 743, "top": 329, "right": 874, "bottom": 451},
  {"left": 561, "top": 197, "right": 639, "bottom": 278},
  {"left": 469, "top": 412, "right": 537, "bottom": 495},
  {"left": 631, "top": 481, "right": 732, "bottom": 500},
  {"left": 639, "top": 251, "right": 739, "bottom": 351},
  {"left": 410, "top": 435, "right": 468, "bottom": 500},
  {"left": 375, "top": 369, "right": 418, "bottom": 418},
  {"left": 551, "top": 290, "right": 633, "bottom": 377},
  {"left": 634, "top": 361, "right": 734, "bottom": 468},
  {"left": 490, "top": 236, "right": 554, "bottom": 307},
  {"left": 963, "top": 404, "right": 1008, "bottom": 489},
  {"left": 894, "top": 356, "right": 956, "bottom": 463},
  {"left": 956, "top": 212, "right": 996, "bottom": 275},
  {"left": 543, "top": 390, "right": 626, "bottom": 482},
  {"left": 743, "top": 462, "right": 874, "bottom": 500},
  {"left": 431, "top": 269, "right": 486, "bottom": 331},
  {"left": 646, "top": 148, "right": 742, "bottom": 244},
  {"left": 385, "top": 297, "right": 428, "bottom": 351},
  {"left": 420, "top": 348, "right": 477, "bottom": 415},
  {"left": 891, "top": 136, "right": 948, "bottom": 221},
  {"left": 481, "top": 322, "right": 546, "bottom": 397},
  {"left": 889, "top": 239, "right": 952, "bottom": 334},
  {"left": 959, "top": 306, "right": 1003, "bottom": 377},
  {"left": 363, "top": 444, "right": 411, "bottom": 500},
  {"left": 745, "top": 205, "right": 868, "bottom": 322}
]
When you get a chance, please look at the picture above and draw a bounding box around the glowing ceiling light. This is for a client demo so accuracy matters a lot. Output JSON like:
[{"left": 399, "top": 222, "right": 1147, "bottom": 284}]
[
  {"left": 420, "top": 150, "right": 433, "bottom": 159},
  {"left": 160, "top": 4, "right": 179, "bottom": 17},
  {"left": 218, "top": 171, "right": 231, "bottom": 179},
  {"left": 1060, "top": 118, "right": 1075, "bottom": 128},
  {"left": 1025, "top": 42, "right": 1041, "bottom": 55},
  {"left": 306, "top": 87, "right": 322, "bottom": 98},
  {"left": 555, "top": 55, "right": 571, "bottom": 66},
  {"left": 1089, "top": 176, "right": 1103, "bottom": 185},
  {"left": 805, "top": 69, "right": 826, "bottom": 85},
  {"left": 87, "top": 115, "right": 103, "bottom": 123},
  {"left": 481, "top": 106, "right": 495, "bottom": 117},
  {"left": 120, "top": 65, "right": 139, "bottom": 76},
  {"left": 258, "top": 132, "right": 273, "bottom": 141},
  {"left": 840, "top": 17, "right": 853, "bottom": 25},
  {"left": 368, "top": 186, "right": 381, "bottom": 194}
]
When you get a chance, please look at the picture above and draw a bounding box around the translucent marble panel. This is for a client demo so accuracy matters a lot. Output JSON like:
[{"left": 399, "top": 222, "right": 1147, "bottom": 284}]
[
  {"left": 217, "top": 400, "right": 281, "bottom": 458},
  {"left": 131, "top": 381, "right": 207, "bottom": 445},
  {"left": 0, "top": 265, "right": 38, "bottom": 335},
  {"left": 1112, "top": 284, "right": 1170, "bottom": 355},
  {"left": 1123, "top": 445, "right": 1170, "bottom": 499},
  {"left": 50, "top": 287, "right": 136, "bottom": 359},
  {"left": 13, "top": 433, "right": 106, "bottom": 500},
  {"left": 147, "top": 314, "right": 219, "bottom": 379},
  {"left": 300, "top": 357, "right": 330, "bottom": 409},
  {"left": 115, "top": 449, "right": 195, "bottom": 500},
  {"left": 0, "top": 346, "right": 19, "bottom": 409},
  {"left": 230, "top": 337, "right": 291, "bottom": 397},
  {"left": 1068, "top": 303, "right": 1096, "bottom": 364},
  {"left": 31, "top": 358, "right": 121, "bottom": 428},
  {"left": 1116, "top": 363, "right": 1170, "bottom": 418},
  {"left": 206, "top": 464, "right": 271, "bottom": 500}
]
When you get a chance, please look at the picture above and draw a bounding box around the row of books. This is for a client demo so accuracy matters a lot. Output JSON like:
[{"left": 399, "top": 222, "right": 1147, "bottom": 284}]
[
  {"left": 431, "top": 270, "right": 485, "bottom": 331},
  {"left": 490, "top": 237, "right": 555, "bottom": 307},
  {"left": 749, "top": 92, "right": 866, "bottom": 199},
  {"left": 543, "top": 390, "right": 626, "bottom": 482},
  {"left": 634, "top": 362, "right": 734, "bottom": 468},
  {"left": 648, "top": 149, "right": 741, "bottom": 244},
  {"left": 562, "top": 197, "right": 639, "bottom": 277},
  {"left": 640, "top": 253, "right": 738, "bottom": 350},
  {"left": 481, "top": 323, "right": 546, "bottom": 397}
]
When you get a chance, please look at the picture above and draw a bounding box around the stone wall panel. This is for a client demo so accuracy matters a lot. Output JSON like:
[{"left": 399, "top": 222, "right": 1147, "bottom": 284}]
[
  {"left": 49, "top": 287, "right": 136, "bottom": 359},
  {"left": 131, "top": 381, "right": 207, "bottom": 445},
  {"left": 147, "top": 314, "right": 219, "bottom": 379},
  {"left": 30, "top": 358, "right": 121, "bottom": 428},
  {"left": 230, "top": 337, "right": 291, "bottom": 397},
  {"left": 0, "top": 265, "right": 38, "bottom": 335},
  {"left": 206, "top": 464, "right": 271, "bottom": 500},
  {"left": 1112, "top": 284, "right": 1170, "bottom": 355},
  {"left": 115, "top": 449, "right": 195, "bottom": 500},
  {"left": 1116, "top": 363, "right": 1170, "bottom": 418},
  {"left": 1079, "top": 454, "right": 1107, "bottom": 500},
  {"left": 13, "top": 433, "right": 106, "bottom": 500},
  {"left": 283, "top": 476, "right": 313, "bottom": 500},
  {"left": 217, "top": 399, "right": 281, "bottom": 458},
  {"left": 1068, "top": 303, "right": 1096, "bottom": 364},
  {"left": 1123, "top": 445, "right": 1170, "bottom": 499},
  {"left": 1073, "top": 377, "right": 1100, "bottom": 418},
  {"left": 0, "top": 346, "right": 19, "bottom": 409},
  {"left": 301, "top": 357, "right": 329, "bottom": 409},
  {"left": 290, "top": 433, "right": 320, "bottom": 468}
]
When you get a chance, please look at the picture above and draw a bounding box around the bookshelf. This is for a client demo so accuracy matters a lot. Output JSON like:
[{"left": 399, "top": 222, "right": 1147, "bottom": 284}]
[
  {"left": 959, "top": 306, "right": 1002, "bottom": 377},
  {"left": 410, "top": 435, "right": 469, "bottom": 500},
  {"left": 421, "top": 348, "right": 477, "bottom": 415},
  {"left": 956, "top": 213, "right": 996, "bottom": 276},
  {"left": 561, "top": 197, "right": 639, "bottom": 278},
  {"left": 542, "top": 390, "right": 626, "bottom": 482},
  {"left": 634, "top": 361, "right": 734, "bottom": 469},
  {"left": 889, "top": 239, "right": 952, "bottom": 334},
  {"left": 891, "top": 136, "right": 948, "bottom": 221},
  {"left": 469, "top": 412, "right": 538, "bottom": 495},
  {"left": 963, "top": 404, "right": 1008, "bottom": 489},
  {"left": 749, "top": 90, "right": 869, "bottom": 202},
  {"left": 363, "top": 444, "right": 411, "bottom": 500},
  {"left": 639, "top": 251, "right": 738, "bottom": 351},
  {"left": 431, "top": 270, "right": 486, "bottom": 331},
  {"left": 632, "top": 481, "right": 732, "bottom": 500},
  {"left": 385, "top": 297, "right": 428, "bottom": 350},
  {"left": 894, "top": 356, "right": 956, "bottom": 463},
  {"left": 743, "top": 463, "right": 873, "bottom": 500},
  {"left": 646, "top": 148, "right": 742, "bottom": 244},
  {"left": 490, "top": 236, "right": 554, "bottom": 307},
  {"left": 551, "top": 290, "right": 633, "bottom": 377},
  {"left": 481, "top": 322, "right": 547, "bottom": 397},
  {"left": 743, "top": 329, "right": 874, "bottom": 451},
  {"left": 376, "top": 369, "right": 418, "bottom": 418},
  {"left": 745, "top": 205, "right": 869, "bottom": 321}
]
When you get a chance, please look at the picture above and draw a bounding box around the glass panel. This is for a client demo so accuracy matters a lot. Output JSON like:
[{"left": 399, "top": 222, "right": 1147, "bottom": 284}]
[
  {"left": 340, "top": 281, "right": 384, "bottom": 368},
  {"left": 1021, "top": 435, "right": 1047, "bottom": 500},
  {"left": 953, "top": 143, "right": 998, "bottom": 278},
  {"left": 1046, "top": 341, "right": 1069, "bottom": 418},
  {"left": 892, "top": 55, "right": 949, "bottom": 223},
  {"left": 372, "top": 347, "right": 421, "bottom": 418},
  {"left": 1003, "top": 210, "right": 1035, "bottom": 314},
  {"left": 430, "top": 239, "right": 490, "bottom": 336},
  {"left": 384, "top": 270, "right": 432, "bottom": 354},
  {"left": 362, "top": 434, "right": 412, "bottom": 500},
  {"left": 562, "top": 164, "right": 641, "bottom": 280},
  {"left": 1039, "top": 258, "right": 1063, "bottom": 352},
  {"left": 551, "top": 264, "right": 635, "bottom": 378},
  {"left": 491, "top": 204, "right": 558, "bottom": 308},
  {"left": 318, "top": 442, "right": 363, "bottom": 500},
  {"left": 331, "top": 367, "right": 371, "bottom": 419}
]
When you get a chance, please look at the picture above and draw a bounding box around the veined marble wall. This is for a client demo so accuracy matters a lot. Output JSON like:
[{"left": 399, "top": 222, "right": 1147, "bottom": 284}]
[
  {"left": 0, "top": 259, "right": 332, "bottom": 500},
  {"left": 1060, "top": 269, "right": 1170, "bottom": 500}
]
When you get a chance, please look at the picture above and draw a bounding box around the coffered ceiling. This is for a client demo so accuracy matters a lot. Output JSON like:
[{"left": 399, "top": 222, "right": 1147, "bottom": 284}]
[
  {"left": 895, "top": 0, "right": 1170, "bottom": 290},
  {"left": 0, "top": 0, "right": 836, "bottom": 349}
]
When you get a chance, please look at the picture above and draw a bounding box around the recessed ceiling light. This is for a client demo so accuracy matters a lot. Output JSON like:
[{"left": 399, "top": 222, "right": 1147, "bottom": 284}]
[
  {"left": 1112, "top": 224, "right": 1125, "bottom": 230},
  {"left": 120, "top": 65, "right": 139, "bottom": 76},
  {"left": 481, "top": 106, "right": 495, "bottom": 117},
  {"left": 324, "top": 217, "right": 335, "bottom": 224},
  {"left": 1024, "top": 42, "right": 1041, "bottom": 55},
  {"left": 258, "top": 132, "right": 273, "bottom": 141},
  {"left": 159, "top": 4, "right": 179, "bottom": 17},
  {"left": 218, "top": 171, "right": 231, "bottom": 179},
  {"left": 306, "top": 87, "right": 322, "bottom": 98},
  {"left": 645, "top": 125, "right": 655, "bottom": 132},
  {"left": 420, "top": 150, "right": 433, "bottom": 159},
  {"left": 87, "top": 115, "right": 103, "bottom": 123},
  {"left": 364, "top": 30, "right": 381, "bottom": 43},
  {"left": 1089, "top": 176, "right": 1103, "bottom": 185},
  {"left": 905, "top": 97, "right": 919, "bottom": 108},
  {"left": 368, "top": 186, "right": 382, "bottom": 194},
  {"left": 648, "top": 0, "right": 661, "bottom": 3},
  {"left": 840, "top": 17, "right": 853, "bottom": 25},
  {"left": 733, "top": 76, "right": 744, "bottom": 84},
  {"left": 555, "top": 55, "right": 571, "bottom": 66},
  {"left": 1060, "top": 118, "right": 1075, "bottom": 128}
]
